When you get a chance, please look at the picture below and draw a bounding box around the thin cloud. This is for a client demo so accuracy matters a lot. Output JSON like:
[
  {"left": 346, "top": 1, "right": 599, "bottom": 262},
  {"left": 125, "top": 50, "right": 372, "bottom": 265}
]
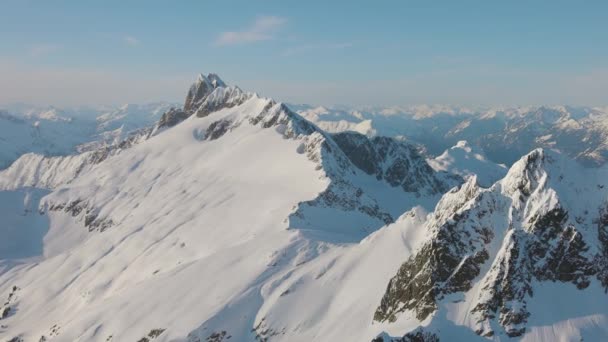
[
  {"left": 28, "top": 43, "right": 60, "bottom": 57},
  {"left": 124, "top": 36, "right": 140, "bottom": 46},
  {"left": 215, "top": 16, "right": 287, "bottom": 46},
  {"left": 281, "top": 42, "right": 353, "bottom": 57}
]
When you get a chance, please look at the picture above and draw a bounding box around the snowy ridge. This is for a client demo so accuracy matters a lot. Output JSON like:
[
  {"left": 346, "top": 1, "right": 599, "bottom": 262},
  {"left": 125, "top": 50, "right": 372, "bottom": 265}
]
[
  {"left": 297, "top": 104, "right": 608, "bottom": 167},
  {"left": 3, "top": 72, "right": 608, "bottom": 341},
  {"left": 428, "top": 140, "right": 507, "bottom": 187},
  {"left": 0, "top": 127, "right": 152, "bottom": 190},
  {"left": 0, "top": 103, "right": 175, "bottom": 169},
  {"left": 375, "top": 148, "right": 608, "bottom": 340},
  {"left": 0, "top": 152, "right": 93, "bottom": 190},
  {"left": 0, "top": 73, "right": 458, "bottom": 342}
]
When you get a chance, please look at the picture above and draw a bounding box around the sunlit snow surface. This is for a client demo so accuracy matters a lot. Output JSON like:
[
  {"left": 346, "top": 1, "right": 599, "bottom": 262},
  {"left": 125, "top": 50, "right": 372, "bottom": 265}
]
[
  {"left": 0, "top": 96, "right": 435, "bottom": 341},
  {"left": 1, "top": 87, "right": 608, "bottom": 341}
]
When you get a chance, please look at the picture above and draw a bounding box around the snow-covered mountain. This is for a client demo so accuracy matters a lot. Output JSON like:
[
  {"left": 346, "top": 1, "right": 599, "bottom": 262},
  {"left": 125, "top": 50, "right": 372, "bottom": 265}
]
[
  {"left": 1, "top": 73, "right": 607, "bottom": 342},
  {"left": 297, "top": 104, "right": 608, "bottom": 167},
  {"left": 375, "top": 148, "right": 608, "bottom": 340},
  {"left": 0, "top": 103, "right": 176, "bottom": 169},
  {"left": 428, "top": 140, "right": 508, "bottom": 187},
  {"left": 0, "top": 74, "right": 461, "bottom": 341}
]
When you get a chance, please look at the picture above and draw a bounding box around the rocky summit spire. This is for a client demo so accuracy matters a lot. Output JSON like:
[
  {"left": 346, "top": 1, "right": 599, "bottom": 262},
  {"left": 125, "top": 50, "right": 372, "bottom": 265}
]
[
  {"left": 207, "top": 73, "right": 226, "bottom": 89},
  {"left": 183, "top": 73, "right": 226, "bottom": 114},
  {"left": 155, "top": 73, "right": 243, "bottom": 131}
]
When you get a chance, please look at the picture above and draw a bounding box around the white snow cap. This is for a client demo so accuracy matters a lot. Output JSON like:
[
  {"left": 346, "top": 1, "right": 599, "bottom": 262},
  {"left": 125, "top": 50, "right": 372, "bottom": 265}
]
[{"left": 195, "top": 73, "right": 226, "bottom": 88}]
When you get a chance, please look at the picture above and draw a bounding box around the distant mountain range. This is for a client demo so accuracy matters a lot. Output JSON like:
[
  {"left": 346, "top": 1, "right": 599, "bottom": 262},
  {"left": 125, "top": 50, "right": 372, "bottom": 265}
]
[
  {"left": 296, "top": 104, "right": 608, "bottom": 167},
  {"left": 0, "top": 103, "right": 177, "bottom": 169}
]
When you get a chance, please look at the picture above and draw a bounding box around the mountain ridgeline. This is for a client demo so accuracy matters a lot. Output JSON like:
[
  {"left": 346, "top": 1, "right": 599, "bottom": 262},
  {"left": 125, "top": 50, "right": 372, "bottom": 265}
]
[
  {"left": 375, "top": 148, "right": 608, "bottom": 339},
  {"left": 1, "top": 73, "right": 608, "bottom": 342},
  {"left": 153, "top": 74, "right": 460, "bottom": 240}
]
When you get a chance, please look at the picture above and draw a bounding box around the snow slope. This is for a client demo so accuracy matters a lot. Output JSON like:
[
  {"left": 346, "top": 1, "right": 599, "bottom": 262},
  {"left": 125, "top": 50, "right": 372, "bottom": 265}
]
[
  {"left": 2, "top": 73, "right": 607, "bottom": 342},
  {"left": 428, "top": 140, "right": 507, "bottom": 187},
  {"left": 0, "top": 74, "right": 453, "bottom": 342},
  {"left": 375, "top": 148, "right": 608, "bottom": 340},
  {"left": 0, "top": 95, "right": 328, "bottom": 341}
]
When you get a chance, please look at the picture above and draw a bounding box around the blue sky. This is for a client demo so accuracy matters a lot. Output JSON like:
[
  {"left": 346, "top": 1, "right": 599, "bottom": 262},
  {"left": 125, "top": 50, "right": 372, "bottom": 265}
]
[{"left": 1, "top": 0, "right": 607, "bottom": 106}]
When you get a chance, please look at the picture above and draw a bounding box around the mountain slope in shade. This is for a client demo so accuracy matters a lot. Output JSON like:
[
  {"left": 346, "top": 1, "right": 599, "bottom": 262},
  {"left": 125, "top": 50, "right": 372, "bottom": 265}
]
[
  {"left": 0, "top": 188, "right": 49, "bottom": 263},
  {"left": 428, "top": 140, "right": 508, "bottom": 187},
  {"left": 0, "top": 74, "right": 456, "bottom": 342}
]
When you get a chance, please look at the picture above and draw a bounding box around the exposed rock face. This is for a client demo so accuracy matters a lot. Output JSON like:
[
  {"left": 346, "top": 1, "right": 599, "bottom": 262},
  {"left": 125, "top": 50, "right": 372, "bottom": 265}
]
[
  {"left": 1, "top": 286, "right": 19, "bottom": 321},
  {"left": 248, "top": 102, "right": 317, "bottom": 137},
  {"left": 157, "top": 108, "right": 189, "bottom": 129},
  {"left": 47, "top": 199, "right": 113, "bottom": 232},
  {"left": 375, "top": 148, "right": 608, "bottom": 337},
  {"left": 374, "top": 177, "right": 492, "bottom": 322},
  {"left": 400, "top": 328, "right": 440, "bottom": 342},
  {"left": 288, "top": 130, "right": 453, "bottom": 240},
  {"left": 333, "top": 132, "right": 451, "bottom": 195},
  {"left": 373, "top": 328, "right": 440, "bottom": 342},
  {"left": 184, "top": 73, "right": 224, "bottom": 114},
  {"left": 155, "top": 73, "right": 252, "bottom": 132},
  {"left": 205, "top": 119, "right": 234, "bottom": 140},
  {"left": 194, "top": 86, "right": 250, "bottom": 118},
  {"left": 184, "top": 73, "right": 246, "bottom": 119}
]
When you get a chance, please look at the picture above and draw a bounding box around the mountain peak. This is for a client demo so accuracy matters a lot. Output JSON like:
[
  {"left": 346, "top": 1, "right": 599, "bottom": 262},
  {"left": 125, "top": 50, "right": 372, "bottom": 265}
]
[
  {"left": 207, "top": 73, "right": 226, "bottom": 88},
  {"left": 195, "top": 73, "right": 208, "bottom": 83},
  {"left": 194, "top": 73, "right": 226, "bottom": 89},
  {"left": 428, "top": 140, "right": 507, "bottom": 187},
  {"left": 502, "top": 148, "right": 563, "bottom": 185},
  {"left": 184, "top": 73, "right": 228, "bottom": 114}
]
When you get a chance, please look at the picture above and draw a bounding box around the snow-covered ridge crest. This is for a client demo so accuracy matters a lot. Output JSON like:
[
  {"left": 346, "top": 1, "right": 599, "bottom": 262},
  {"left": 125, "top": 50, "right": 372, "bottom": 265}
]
[
  {"left": 298, "top": 104, "right": 608, "bottom": 167},
  {"left": 0, "top": 73, "right": 246, "bottom": 190},
  {"left": 0, "top": 126, "right": 152, "bottom": 191},
  {"left": 149, "top": 73, "right": 457, "bottom": 241},
  {"left": 0, "top": 72, "right": 455, "bottom": 240},
  {"left": 428, "top": 140, "right": 507, "bottom": 187},
  {"left": 0, "top": 102, "right": 175, "bottom": 170},
  {"left": 0, "top": 72, "right": 455, "bottom": 341},
  {"left": 4, "top": 72, "right": 608, "bottom": 341},
  {"left": 375, "top": 147, "right": 608, "bottom": 339},
  {"left": 154, "top": 73, "right": 253, "bottom": 134}
]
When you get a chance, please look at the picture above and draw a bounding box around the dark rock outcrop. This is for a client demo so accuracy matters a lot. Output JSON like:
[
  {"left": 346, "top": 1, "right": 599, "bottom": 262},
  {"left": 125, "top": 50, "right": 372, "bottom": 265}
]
[
  {"left": 184, "top": 74, "right": 223, "bottom": 114},
  {"left": 157, "top": 108, "right": 189, "bottom": 129},
  {"left": 376, "top": 149, "right": 608, "bottom": 337},
  {"left": 374, "top": 178, "right": 490, "bottom": 322},
  {"left": 333, "top": 132, "right": 451, "bottom": 195}
]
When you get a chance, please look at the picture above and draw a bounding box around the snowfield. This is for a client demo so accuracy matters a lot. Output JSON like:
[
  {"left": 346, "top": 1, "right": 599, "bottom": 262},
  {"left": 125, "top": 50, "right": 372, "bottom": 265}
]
[{"left": 1, "top": 74, "right": 608, "bottom": 342}]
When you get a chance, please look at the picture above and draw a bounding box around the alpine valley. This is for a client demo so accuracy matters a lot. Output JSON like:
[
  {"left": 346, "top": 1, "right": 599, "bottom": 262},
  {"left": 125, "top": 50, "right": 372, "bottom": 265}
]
[{"left": 1, "top": 73, "right": 608, "bottom": 342}]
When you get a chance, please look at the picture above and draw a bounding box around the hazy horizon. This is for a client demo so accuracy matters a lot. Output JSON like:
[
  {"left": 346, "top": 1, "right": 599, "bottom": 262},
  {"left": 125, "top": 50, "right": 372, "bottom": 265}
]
[{"left": 2, "top": 1, "right": 607, "bottom": 107}]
